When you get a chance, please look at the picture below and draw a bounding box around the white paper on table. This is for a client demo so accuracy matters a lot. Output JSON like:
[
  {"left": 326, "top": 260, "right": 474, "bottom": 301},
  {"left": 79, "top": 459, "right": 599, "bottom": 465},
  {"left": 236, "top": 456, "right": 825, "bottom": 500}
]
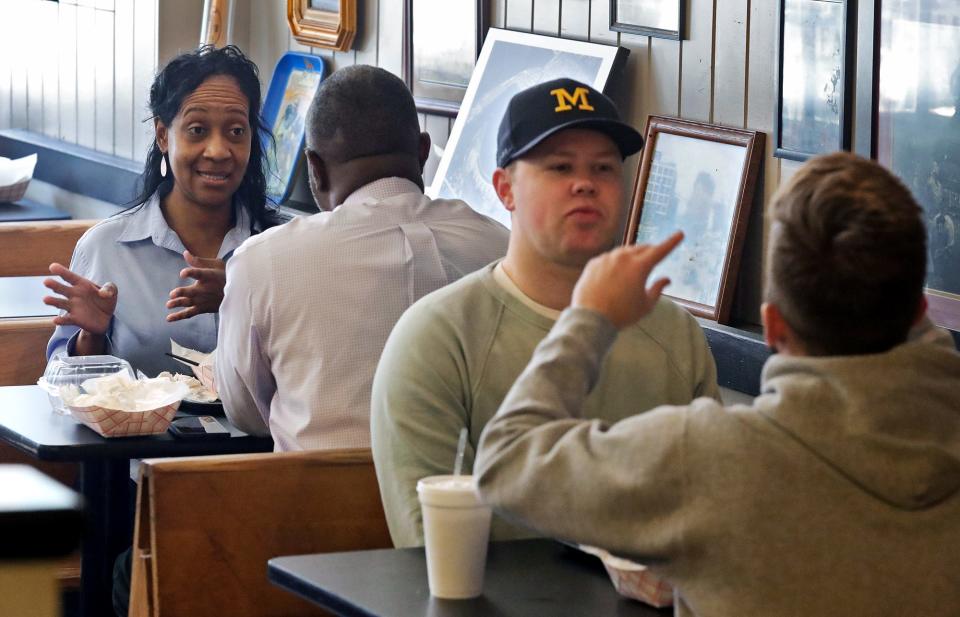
[
  {"left": 0, "top": 154, "right": 37, "bottom": 187},
  {"left": 170, "top": 339, "right": 218, "bottom": 397}
]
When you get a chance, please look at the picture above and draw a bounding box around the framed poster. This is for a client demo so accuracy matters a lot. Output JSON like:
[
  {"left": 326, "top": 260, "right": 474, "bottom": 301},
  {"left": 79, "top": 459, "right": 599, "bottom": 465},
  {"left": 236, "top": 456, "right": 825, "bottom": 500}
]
[
  {"left": 609, "top": 0, "right": 684, "bottom": 40},
  {"left": 870, "top": 0, "right": 960, "bottom": 332},
  {"left": 403, "top": 0, "right": 488, "bottom": 117},
  {"left": 430, "top": 28, "right": 628, "bottom": 228},
  {"left": 287, "top": 0, "right": 356, "bottom": 51},
  {"left": 775, "top": 0, "right": 855, "bottom": 161},
  {"left": 262, "top": 52, "right": 327, "bottom": 205},
  {"left": 623, "top": 116, "right": 765, "bottom": 324}
]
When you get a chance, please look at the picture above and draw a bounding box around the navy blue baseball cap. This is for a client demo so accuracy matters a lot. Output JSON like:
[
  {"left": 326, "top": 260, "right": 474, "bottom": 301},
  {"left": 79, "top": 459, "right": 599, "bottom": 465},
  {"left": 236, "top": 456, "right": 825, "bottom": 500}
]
[{"left": 496, "top": 78, "right": 643, "bottom": 168}]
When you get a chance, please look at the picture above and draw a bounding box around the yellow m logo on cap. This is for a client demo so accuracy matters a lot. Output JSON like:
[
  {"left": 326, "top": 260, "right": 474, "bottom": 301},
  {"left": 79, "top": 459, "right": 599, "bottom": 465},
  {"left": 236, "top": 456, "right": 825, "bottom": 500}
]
[{"left": 550, "top": 87, "right": 595, "bottom": 112}]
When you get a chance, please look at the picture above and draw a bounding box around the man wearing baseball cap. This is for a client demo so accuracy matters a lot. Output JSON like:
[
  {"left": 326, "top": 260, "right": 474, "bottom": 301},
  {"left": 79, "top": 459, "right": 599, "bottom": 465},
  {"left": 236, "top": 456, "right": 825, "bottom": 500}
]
[{"left": 371, "top": 78, "right": 719, "bottom": 547}]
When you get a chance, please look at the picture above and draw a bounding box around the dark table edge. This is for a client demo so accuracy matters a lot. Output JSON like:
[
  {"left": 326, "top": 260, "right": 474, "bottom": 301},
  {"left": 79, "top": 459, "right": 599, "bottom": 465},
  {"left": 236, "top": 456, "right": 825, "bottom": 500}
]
[{"left": 268, "top": 558, "right": 379, "bottom": 617}]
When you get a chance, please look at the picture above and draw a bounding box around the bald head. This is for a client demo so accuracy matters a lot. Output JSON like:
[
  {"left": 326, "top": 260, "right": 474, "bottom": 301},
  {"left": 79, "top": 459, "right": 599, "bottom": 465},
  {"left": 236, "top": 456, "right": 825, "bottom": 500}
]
[{"left": 305, "top": 65, "right": 422, "bottom": 164}]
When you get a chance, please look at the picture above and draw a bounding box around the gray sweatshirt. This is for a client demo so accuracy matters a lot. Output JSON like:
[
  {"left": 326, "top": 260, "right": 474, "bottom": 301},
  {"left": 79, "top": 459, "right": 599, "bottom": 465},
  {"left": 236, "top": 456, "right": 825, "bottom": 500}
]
[{"left": 476, "top": 308, "right": 960, "bottom": 617}]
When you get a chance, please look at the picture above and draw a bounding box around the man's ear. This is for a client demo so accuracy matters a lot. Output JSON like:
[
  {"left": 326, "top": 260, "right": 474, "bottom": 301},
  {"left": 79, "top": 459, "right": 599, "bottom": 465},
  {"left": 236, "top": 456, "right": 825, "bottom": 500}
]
[
  {"left": 762, "top": 302, "right": 805, "bottom": 355},
  {"left": 492, "top": 167, "right": 516, "bottom": 213},
  {"left": 306, "top": 149, "right": 330, "bottom": 205},
  {"left": 155, "top": 117, "right": 168, "bottom": 153},
  {"left": 913, "top": 294, "right": 928, "bottom": 325},
  {"left": 418, "top": 132, "right": 432, "bottom": 172}
]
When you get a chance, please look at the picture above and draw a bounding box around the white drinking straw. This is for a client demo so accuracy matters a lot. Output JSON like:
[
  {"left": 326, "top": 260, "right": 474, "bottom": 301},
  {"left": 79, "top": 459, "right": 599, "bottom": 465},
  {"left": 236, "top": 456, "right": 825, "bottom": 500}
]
[{"left": 453, "top": 427, "right": 468, "bottom": 476}]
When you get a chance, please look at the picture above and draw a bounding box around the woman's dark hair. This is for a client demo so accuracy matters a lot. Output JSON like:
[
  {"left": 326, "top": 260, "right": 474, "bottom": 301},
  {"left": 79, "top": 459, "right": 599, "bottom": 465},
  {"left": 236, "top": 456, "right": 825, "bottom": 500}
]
[{"left": 132, "top": 45, "right": 279, "bottom": 230}]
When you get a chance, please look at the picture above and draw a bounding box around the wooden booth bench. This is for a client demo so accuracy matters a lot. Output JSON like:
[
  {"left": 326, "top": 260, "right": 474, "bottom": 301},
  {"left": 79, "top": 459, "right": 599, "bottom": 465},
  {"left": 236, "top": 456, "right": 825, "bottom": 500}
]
[{"left": 129, "top": 448, "right": 392, "bottom": 617}]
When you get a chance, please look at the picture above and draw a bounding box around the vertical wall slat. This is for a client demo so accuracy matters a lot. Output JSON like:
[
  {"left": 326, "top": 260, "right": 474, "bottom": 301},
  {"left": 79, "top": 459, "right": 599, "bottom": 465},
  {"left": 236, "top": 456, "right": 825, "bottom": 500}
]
[
  {"left": 713, "top": 0, "right": 748, "bottom": 126},
  {"left": 737, "top": 0, "right": 780, "bottom": 323},
  {"left": 58, "top": 2, "right": 79, "bottom": 143},
  {"left": 560, "top": 0, "right": 590, "bottom": 41},
  {"left": 505, "top": 0, "right": 533, "bottom": 31},
  {"left": 679, "top": 0, "right": 714, "bottom": 122},
  {"left": 248, "top": 0, "right": 289, "bottom": 92},
  {"left": 354, "top": 0, "right": 379, "bottom": 66},
  {"left": 40, "top": 1, "right": 60, "bottom": 139},
  {"left": 114, "top": 0, "right": 134, "bottom": 159},
  {"left": 422, "top": 113, "right": 449, "bottom": 189},
  {"left": 76, "top": 4, "right": 97, "bottom": 149},
  {"left": 618, "top": 33, "right": 651, "bottom": 193},
  {"left": 532, "top": 0, "right": 561, "bottom": 36},
  {"left": 9, "top": 4, "right": 28, "bottom": 129},
  {"left": 490, "top": 0, "right": 507, "bottom": 29},
  {"left": 377, "top": 0, "right": 404, "bottom": 77},
  {"left": 133, "top": 0, "right": 158, "bottom": 163},
  {"left": 27, "top": 1, "right": 45, "bottom": 133},
  {"left": 589, "top": 0, "right": 618, "bottom": 45},
  {"left": 94, "top": 6, "right": 115, "bottom": 154},
  {"left": 648, "top": 39, "right": 680, "bottom": 117},
  {"left": 0, "top": 0, "right": 11, "bottom": 129}
]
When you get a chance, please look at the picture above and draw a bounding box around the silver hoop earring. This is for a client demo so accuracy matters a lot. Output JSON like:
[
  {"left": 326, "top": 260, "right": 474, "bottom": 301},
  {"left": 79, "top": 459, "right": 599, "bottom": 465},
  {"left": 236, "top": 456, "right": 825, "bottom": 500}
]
[{"left": 159, "top": 153, "right": 168, "bottom": 178}]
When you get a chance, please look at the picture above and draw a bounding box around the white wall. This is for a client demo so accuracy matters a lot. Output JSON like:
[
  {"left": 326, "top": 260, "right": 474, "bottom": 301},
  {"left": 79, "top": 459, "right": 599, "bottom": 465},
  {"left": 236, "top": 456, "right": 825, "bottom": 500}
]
[
  {"left": 0, "top": 0, "right": 790, "bottom": 322},
  {"left": 0, "top": 0, "right": 158, "bottom": 162}
]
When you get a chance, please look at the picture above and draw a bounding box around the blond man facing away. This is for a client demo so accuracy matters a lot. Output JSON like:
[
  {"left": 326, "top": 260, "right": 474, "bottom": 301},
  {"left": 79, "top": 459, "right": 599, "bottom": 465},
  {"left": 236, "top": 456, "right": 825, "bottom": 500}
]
[{"left": 476, "top": 152, "right": 960, "bottom": 616}]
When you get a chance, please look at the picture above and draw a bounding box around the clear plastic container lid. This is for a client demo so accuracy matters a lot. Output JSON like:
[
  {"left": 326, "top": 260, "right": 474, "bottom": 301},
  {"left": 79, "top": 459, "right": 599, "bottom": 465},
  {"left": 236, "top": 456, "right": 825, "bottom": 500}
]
[{"left": 39, "top": 355, "right": 135, "bottom": 415}]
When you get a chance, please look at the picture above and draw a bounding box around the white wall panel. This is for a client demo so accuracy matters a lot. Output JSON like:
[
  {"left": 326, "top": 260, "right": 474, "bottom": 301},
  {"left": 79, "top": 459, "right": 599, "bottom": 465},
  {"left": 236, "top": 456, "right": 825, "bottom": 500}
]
[
  {"left": 505, "top": 0, "right": 533, "bottom": 31},
  {"left": 114, "top": 0, "right": 135, "bottom": 159},
  {"left": 560, "top": 0, "right": 590, "bottom": 41},
  {"left": 532, "top": 0, "right": 561, "bottom": 36},
  {"left": 679, "top": 0, "right": 714, "bottom": 122},
  {"left": 76, "top": 4, "right": 97, "bottom": 149},
  {"left": 40, "top": 0, "right": 60, "bottom": 139},
  {"left": 133, "top": 0, "right": 158, "bottom": 163},
  {"left": 26, "top": 1, "right": 44, "bottom": 133},
  {"left": 713, "top": 0, "right": 748, "bottom": 127},
  {"left": 58, "top": 2, "right": 79, "bottom": 143},
  {"left": 94, "top": 7, "right": 115, "bottom": 153}
]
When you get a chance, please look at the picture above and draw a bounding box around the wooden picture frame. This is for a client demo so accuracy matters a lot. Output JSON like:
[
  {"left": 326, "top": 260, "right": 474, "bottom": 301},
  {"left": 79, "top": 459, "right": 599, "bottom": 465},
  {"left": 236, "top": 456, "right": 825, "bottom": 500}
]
[
  {"left": 430, "top": 28, "right": 628, "bottom": 228},
  {"left": 858, "top": 0, "right": 960, "bottom": 333},
  {"left": 775, "top": 0, "right": 855, "bottom": 161},
  {"left": 403, "top": 0, "right": 489, "bottom": 117},
  {"left": 261, "top": 53, "right": 327, "bottom": 205},
  {"left": 287, "top": 0, "right": 356, "bottom": 52},
  {"left": 609, "top": 0, "right": 684, "bottom": 41},
  {"left": 623, "top": 116, "right": 765, "bottom": 324}
]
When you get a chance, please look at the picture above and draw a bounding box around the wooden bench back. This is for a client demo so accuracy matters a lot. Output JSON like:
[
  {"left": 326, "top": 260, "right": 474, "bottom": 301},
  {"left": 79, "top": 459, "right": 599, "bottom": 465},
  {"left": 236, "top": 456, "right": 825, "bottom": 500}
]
[
  {"left": 0, "top": 220, "right": 95, "bottom": 277},
  {"left": 0, "top": 317, "right": 55, "bottom": 386},
  {"left": 129, "top": 448, "right": 392, "bottom": 617}
]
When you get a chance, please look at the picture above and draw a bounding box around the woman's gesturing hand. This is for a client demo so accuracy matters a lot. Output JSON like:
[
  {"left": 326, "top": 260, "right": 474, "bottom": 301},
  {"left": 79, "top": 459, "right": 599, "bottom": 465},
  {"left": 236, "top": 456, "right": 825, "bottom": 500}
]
[
  {"left": 166, "top": 250, "right": 227, "bottom": 322},
  {"left": 43, "top": 263, "right": 118, "bottom": 335}
]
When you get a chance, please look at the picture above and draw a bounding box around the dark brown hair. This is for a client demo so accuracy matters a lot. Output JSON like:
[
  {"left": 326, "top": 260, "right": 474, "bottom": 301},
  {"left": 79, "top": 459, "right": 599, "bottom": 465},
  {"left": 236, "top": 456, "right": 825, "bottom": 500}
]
[{"left": 765, "top": 152, "right": 927, "bottom": 355}]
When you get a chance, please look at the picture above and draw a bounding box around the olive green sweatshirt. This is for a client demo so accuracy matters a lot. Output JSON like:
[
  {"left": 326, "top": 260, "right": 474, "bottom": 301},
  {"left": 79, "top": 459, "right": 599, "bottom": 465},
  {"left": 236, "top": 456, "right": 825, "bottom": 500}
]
[{"left": 371, "top": 263, "right": 719, "bottom": 548}]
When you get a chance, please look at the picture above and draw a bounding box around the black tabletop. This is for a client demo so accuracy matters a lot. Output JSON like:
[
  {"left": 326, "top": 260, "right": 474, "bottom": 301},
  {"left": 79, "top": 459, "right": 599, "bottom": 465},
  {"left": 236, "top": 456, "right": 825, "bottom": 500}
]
[
  {"left": 269, "top": 539, "right": 671, "bottom": 617},
  {"left": 0, "top": 385, "right": 272, "bottom": 461},
  {"left": 0, "top": 276, "right": 57, "bottom": 319},
  {"left": 0, "top": 199, "right": 70, "bottom": 222},
  {"left": 0, "top": 464, "right": 84, "bottom": 559}
]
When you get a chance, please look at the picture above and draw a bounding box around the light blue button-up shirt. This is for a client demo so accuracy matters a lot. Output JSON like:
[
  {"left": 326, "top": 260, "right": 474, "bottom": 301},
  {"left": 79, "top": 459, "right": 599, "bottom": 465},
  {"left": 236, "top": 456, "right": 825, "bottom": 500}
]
[{"left": 46, "top": 193, "right": 257, "bottom": 377}]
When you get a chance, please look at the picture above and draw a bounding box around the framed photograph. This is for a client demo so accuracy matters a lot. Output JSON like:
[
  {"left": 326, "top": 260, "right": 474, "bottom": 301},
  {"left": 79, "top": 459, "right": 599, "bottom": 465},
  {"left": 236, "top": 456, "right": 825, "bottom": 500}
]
[
  {"left": 262, "top": 52, "right": 327, "bottom": 205},
  {"left": 403, "top": 0, "right": 489, "bottom": 117},
  {"left": 775, "top": 0, "right": 855, "bottom": 161},
  {"left": 623, "top": 116, "right": 765, "bottom": 324},
  {"left": 609, "top": 0, "right": 684, "bottom": 40},
  {"left": 430, "top": 28, "right": 628, "bottom": 228},
  {"left": 868, "top": 0, "right": 960, "bottom": 331},
  {"left": 287, "top": 0, "right": 356, "bottom": 52}
]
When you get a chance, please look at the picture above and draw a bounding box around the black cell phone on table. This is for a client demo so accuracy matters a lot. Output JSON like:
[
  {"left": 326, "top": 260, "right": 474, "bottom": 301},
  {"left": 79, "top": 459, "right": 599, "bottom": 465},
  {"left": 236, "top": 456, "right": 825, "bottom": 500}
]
[{"left": 168, "top": 416, "right": 230, "bottom": 440}]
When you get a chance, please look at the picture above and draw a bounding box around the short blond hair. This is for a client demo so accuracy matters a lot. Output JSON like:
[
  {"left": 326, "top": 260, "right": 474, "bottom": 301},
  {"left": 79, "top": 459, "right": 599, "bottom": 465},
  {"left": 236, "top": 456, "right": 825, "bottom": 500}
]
[{"left": 765, "top": 152, "right": 926, "bottom": 355}]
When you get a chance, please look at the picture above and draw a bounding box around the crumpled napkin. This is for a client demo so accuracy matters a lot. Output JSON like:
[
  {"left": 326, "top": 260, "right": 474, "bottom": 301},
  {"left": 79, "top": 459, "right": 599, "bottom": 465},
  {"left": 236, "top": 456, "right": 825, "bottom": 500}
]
[
  {"left": 170, "top": 339, "right": 218, "bottom": 398},
  {"left": 0, "top": 154, "right": 37, "bottom": 187},
  {"left": 578, "top": 544, "right": 674, "bottom": 608},
  {"left": 59, "top": 372, "right": 189, "bottom": 412}
]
